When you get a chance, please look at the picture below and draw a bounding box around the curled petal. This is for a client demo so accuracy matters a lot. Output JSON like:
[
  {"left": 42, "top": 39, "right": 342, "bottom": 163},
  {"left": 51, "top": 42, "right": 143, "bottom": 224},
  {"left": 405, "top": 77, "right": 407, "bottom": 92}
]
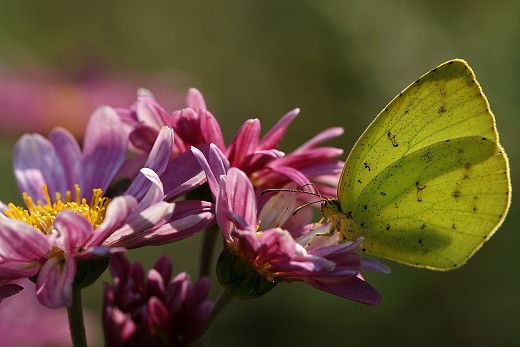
[
  {"left": 52, "top": 211, "right": 94, "bottom": 252},
  {"left": 36, "top": 254, "right": 76, "bottom": 308},
  {"left": 126, "top": 127, "right": 173, "bottom": 201}
]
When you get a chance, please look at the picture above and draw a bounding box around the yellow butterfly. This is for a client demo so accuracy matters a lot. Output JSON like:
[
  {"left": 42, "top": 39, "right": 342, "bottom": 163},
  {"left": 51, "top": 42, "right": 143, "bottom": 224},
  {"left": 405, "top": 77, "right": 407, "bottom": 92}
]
[{"left": 321, "top": 59, "right": 511, "bottom": 270}]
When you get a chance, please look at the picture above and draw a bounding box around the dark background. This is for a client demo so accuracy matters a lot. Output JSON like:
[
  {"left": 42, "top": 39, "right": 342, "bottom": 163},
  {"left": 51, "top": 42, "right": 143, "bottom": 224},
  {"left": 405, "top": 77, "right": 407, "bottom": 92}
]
[{"left": 0, "top": 1, "right": 518, "bottom": 346}]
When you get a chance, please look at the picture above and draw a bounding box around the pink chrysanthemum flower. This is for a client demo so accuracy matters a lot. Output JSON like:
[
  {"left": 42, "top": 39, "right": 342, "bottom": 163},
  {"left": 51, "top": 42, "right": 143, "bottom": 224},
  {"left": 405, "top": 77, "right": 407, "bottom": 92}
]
[
  {"left": 103, "top": 254, "right": 213, "bottom": 347},
  {"left": 193, "top": 144, "right": 389, "bottom": 304},
  {"left": 118, "top": 88, "right": 344, "bottom": 198},
  {"left": 0, "top": 108, "right": 214, "bottom": 308}
]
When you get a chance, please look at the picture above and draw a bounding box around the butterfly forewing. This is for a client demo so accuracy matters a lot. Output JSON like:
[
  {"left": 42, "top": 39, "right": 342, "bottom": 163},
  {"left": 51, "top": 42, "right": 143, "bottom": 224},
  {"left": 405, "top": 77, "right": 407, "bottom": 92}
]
[{"left": 337, "top": 59, "right": 510, "bottom": 269}]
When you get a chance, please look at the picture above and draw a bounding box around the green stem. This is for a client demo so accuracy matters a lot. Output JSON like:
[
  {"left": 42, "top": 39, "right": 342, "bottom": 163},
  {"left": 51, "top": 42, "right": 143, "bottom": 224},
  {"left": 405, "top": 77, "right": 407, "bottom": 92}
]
[
  {"left": 190, "top": 289, "right": 234, "bottom": 347},
  {"left": 67, "top": 284, "right": 88, "bottom": 347},
  {"left": 198, "top": 224, "right": 220, "bottom": 279}
]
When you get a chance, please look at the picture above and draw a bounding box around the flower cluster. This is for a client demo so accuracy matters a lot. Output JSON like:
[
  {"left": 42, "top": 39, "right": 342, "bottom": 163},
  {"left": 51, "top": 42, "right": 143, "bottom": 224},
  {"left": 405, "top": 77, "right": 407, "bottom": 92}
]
[
  {"left": 103, "top": 254, "right": 212, "bottom": 347},
  {"left": 0, "top": 87, "right": 388, "bottom": 346}
]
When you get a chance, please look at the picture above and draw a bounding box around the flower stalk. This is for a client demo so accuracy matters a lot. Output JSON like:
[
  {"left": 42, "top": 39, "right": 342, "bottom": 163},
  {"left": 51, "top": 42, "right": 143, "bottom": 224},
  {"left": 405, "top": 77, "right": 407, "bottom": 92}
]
[
  {"left": 67, "top": 283, "right": 87, "bottom": 347},
  {"left": 198, "top": 224, "right": 220, "bottom": 279},
  {"left": 189, "top": 288, "right": 234, "bottom": 347}
]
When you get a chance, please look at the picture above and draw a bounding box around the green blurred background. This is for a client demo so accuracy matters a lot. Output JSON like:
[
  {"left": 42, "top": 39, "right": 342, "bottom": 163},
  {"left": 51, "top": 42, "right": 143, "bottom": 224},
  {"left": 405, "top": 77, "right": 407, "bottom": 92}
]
[{"left": 0, "top": 1, "right": 518, "bottom": 346}]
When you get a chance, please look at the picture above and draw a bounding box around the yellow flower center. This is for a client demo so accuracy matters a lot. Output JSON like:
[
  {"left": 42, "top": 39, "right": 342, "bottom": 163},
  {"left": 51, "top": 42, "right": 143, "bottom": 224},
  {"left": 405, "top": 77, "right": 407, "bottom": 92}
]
[{"left": 4, "top": 184, "right": 110, "bottom": 234}]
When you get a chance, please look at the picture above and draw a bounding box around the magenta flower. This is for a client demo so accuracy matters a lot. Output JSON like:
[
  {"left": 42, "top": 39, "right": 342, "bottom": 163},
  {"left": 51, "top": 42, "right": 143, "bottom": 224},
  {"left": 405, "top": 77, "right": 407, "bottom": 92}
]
[
  {"left": 118, "top": 88, "right": 344, "bottom": 197},
  {"left": 193, "top": 144, "right": 389, "bottom": 304},
  {"left": 0, "top": 108, "right": 214, "bottom": 308},
  {"left": 103, "top": 254, "right": 213, "bottom": 347}
]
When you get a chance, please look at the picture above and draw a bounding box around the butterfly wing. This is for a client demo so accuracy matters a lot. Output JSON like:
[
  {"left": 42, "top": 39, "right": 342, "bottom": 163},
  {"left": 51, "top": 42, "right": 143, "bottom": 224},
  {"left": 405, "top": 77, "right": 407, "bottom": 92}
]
[{"left": 338, "top": 59, "right": 511, "bottom": 270}]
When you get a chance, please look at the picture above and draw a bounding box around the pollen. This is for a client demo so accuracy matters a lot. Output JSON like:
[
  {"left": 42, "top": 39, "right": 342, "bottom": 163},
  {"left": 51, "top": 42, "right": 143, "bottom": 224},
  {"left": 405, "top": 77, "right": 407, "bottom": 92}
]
[{"left": 4, "top": 184, "right": 110, "bottom": 234}]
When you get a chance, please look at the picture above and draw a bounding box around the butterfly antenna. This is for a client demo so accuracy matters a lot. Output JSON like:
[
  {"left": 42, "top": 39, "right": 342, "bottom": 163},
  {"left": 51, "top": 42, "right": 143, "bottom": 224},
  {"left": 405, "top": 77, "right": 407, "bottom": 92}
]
[
  {"left": 292, "top": 198, "right": 328, "bottom": 215},
  {"left": 270, "top": 192, "right": 299, "bottom": 228}
]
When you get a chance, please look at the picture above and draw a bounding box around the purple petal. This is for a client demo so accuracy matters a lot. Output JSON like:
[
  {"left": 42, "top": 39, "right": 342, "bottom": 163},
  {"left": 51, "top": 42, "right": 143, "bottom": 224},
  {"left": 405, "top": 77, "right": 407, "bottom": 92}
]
[
  {"left": 122, "top": 200, "right": 215, "bottom": 247},
  {"left": 132, "top": 169, "right": 165, "bottom": 212},
  {"left": 153, "top": 256, "right": 173, "bottom": 284},
  {"left": 162, "top": 149, "right": 207, "bottom": 201},
  {"left": 86, "top": 195, "right": 138, "bottom": 247},
  {"left": 129, "top": 124, "right": 159, "bottom": 152},
  {"left": 13, "top": 133, "right": 66, "bottom": 202},
  {"left": 103, "top": 201, "right": 174, "bottom": 248},
  {"left": 82, "top": 107, "right": 127, "bottom": 198},
  {"left": 362, "top": 258, "right": 391, "bottom": 274},
  {"left": 258, "top": 108, "right": 299, "bottom": 150},
  {"left": 192, "top": 144, "right": 230, "bottom": 199},
  {"left": 147, "top": 269, "right": 167, "bottom": 300},
  {"left": 125, "top": 127, "right": 173, "bottom": 201},
  {"left": 36, "top": 253, "right": 76, "bottom": 308},
  {"left": 49, "top": 128, "right": 84, "bottom": 193},
  {"left": 305, "top": 276, "right": 382, "bottom": 305},
  {"left": 103, "top": 305, "right": 137, "bottom": 345}
]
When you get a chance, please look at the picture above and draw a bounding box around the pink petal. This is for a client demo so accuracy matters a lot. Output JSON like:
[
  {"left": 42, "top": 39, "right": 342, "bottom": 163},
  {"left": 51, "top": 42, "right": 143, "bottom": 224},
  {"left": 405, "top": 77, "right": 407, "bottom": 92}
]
[
  {"left": 258, "top": 108, "right": 299, "bottom": 150},
  {"left": 226, "top": 118, "right": 261, "bottom": 167},
  {"left": 185, "top": 88, "right": 207, "bottom": 111},
  {"left": 200, "top": 110, "right": 226, "bottom": 151},
  {"left": 136, "top": 96, "right": 170, "bottom": 130},
  {"left": 225, "top": 168, "right": 257, "bottom": 232},
  {"left": 36, "top": 254, "right": 76, "bottom": 308},
  {"left": 0, "top": 220, "right": 50, "bottom": 259},
  {"left": 295, "top": 127, "right": 344, "bottom": 152}
]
